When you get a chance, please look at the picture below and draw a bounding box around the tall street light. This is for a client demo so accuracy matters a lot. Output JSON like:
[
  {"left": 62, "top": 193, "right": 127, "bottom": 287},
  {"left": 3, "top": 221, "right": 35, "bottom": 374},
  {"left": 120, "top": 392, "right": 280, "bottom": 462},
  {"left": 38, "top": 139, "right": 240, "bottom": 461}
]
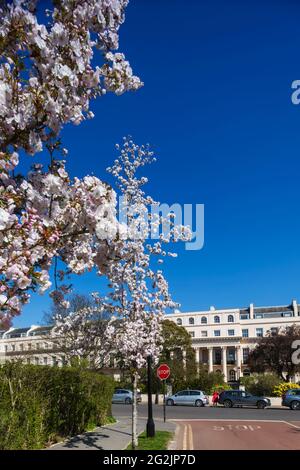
[{"left": 146, "top": 355, "right": 155, "bottom": 437}]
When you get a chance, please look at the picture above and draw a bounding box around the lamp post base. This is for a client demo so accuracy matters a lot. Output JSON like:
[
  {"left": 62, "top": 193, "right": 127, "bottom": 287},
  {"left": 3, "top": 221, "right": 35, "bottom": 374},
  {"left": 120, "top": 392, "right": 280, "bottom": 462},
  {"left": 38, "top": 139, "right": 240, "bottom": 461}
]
[{"left": 146, "top": 418, "right": 155, "bottom": 438}]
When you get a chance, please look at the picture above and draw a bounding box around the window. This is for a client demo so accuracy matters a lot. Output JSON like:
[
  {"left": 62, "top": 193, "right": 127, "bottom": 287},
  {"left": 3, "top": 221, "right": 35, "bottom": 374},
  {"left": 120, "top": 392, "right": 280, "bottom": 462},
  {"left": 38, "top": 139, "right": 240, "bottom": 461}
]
[
  {"left": 27, "top": 358, "right": 31, "bottom": 364},
  {"left": 228, "top": 315, "right": 234, "bottom": 323},
  {"left": 229, "top": 370, "right": 236, "bottom": 381},
  {"left": 240, "top": 313, "right": 249, "bottom": 320},
  {"left": 189, "top": 331, "right": 195, "bottom": 338},
  {"left": 270, "top": 327, "right": 278, "bottom": 336},
  {"left": 243, "top": 368, "right": 251, "bottom": 376},
  {"left": 254, "top": 314, "right": 263, "bottom": 319},
  {"left": 189, "top": 391, "right": 201, "bottom": 396},
  {"left": 36, "top": 343, "right": 40, "bottom": 350},
  {"left": 19, "top": 343, "right": 24, "bottom": 351},
  {"left": 243, "top": 348, "right": 250, "bottom": 364},
  {"left": 5, "top": 345, "right": 8, "bottom": 352},
  {"left": 43, "top": 357, "right": 48, "bottom": 365},
  {"left": 189, "top": 317, "right": 194, "bottom": 325},
  {"left": 256, "top": 328, "right": 263, "bottom": 337},
  {"left": 201, "top": 316, "right": 207, "bottom": 324},
  {"left": 28, "top": 343, "right": 32, "bottom": 350},
  {"left": 176, "top": 318, "right": 182, "bottom": 326},
  {"left": 214, "top": 315, "right": 220, "bottom": 323},
  {"left": 228, "top": 329, "right": 235, "bottom": 336},
  {"left": 201, "top": 331, "right": 208, "bottom": 337},
  {"left": 11, "top": 344, "right": 15, "bottom": 352},
  {"left": 34, "top": 357, "right": 39, "bottom": 365},
  {"left": 214, "top": 330, "right": 221, "bottom": 337},
  {"left": 242, "top": 329, "right": 249, "bottom": 338}
]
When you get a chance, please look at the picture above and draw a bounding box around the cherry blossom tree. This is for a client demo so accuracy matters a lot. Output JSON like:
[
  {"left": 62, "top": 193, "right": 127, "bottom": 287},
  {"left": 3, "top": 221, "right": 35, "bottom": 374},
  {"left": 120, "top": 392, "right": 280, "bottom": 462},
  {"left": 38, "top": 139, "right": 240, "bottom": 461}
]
[
  {"left": 0, "top": 1, "right": 142, "bottom": 326},
  {"left": 55, "top": 138, "right": 191, "bottom": 448}
]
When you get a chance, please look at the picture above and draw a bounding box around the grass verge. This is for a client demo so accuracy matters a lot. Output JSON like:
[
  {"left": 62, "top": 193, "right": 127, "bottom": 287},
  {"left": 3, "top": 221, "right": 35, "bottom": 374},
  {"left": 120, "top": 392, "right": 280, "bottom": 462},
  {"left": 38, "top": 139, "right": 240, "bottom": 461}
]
[{"left": 126, "top": 431, "right": 173, "bottom": 450}]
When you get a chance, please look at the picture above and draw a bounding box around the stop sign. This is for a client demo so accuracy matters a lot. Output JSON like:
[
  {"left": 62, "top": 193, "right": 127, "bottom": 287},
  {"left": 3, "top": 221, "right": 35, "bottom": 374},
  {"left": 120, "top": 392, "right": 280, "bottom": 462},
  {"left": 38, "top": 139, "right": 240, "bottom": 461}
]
[{"left": 157, "top": 363, "right": 170, "bottom": 380}]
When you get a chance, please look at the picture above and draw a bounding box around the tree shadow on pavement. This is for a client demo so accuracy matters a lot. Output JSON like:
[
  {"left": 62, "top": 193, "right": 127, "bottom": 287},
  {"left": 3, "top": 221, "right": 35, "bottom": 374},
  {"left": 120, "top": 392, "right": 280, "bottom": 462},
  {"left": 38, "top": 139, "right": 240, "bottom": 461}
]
[{"left": 59, "top": 432, "right": 110, "bottom": 450}]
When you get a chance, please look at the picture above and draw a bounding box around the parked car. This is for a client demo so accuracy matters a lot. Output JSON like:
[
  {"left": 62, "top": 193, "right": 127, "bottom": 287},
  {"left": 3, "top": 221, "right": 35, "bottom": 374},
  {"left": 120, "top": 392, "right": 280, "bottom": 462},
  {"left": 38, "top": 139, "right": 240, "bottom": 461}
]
[
  {"left": 281, "top": 389, "right": 300, "bottom": 410},
  {"left": 218, "top": 390, "right": 271, "bottom": 409},
  {"left": 166, "top": 390, "right": 209, "bottom": 407},
  {"left": 112, "top": 388, "right": 142, "bottom": 405}
]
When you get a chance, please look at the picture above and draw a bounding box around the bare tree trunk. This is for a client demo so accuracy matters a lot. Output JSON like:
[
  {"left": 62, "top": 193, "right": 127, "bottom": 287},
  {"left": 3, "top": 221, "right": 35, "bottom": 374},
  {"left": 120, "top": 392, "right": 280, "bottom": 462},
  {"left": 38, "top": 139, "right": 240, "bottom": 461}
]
[{"left": 132, "top": 372, "right": 138, "bottom": 449}]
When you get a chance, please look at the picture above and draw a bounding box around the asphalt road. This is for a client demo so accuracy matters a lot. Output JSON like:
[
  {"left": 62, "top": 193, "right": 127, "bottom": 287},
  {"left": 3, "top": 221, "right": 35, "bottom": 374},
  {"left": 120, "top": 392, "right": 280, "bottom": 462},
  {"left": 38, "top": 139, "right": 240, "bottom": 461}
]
[
  {"left": 112, "top": 403, "right": 300, "bottom": 421},
  {"left": 113, "top": 403, "right": 300, "bottom": 449}
]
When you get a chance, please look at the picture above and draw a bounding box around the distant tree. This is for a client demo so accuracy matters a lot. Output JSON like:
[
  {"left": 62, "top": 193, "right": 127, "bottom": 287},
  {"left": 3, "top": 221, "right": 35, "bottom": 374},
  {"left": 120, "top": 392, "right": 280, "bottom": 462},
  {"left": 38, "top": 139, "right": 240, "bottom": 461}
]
[
  {"left": 43, "top": 294, "right": 93, "bottom": 325},
  {"left": 45, "top": 293, "right": 111, "bottom": 369},
  {"left": 160, "top": 319, "right": 197, "bottom": 389},
  {"left": 248, "top": 325, "right": 300, "bottom": 382}
]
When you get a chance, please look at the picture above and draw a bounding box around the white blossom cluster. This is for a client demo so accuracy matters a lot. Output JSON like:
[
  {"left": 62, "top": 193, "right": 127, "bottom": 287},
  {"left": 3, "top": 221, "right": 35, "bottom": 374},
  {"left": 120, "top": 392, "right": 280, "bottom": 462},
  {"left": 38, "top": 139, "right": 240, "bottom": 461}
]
[
  {"left": 0, "top": 0, "right": 142, "bottom": 155},
  {"left": 0, "top": 1, "right": 142, "bottom": 327},
  {"left": 0, "top": 151, "right": 120, "bottom": 327}
]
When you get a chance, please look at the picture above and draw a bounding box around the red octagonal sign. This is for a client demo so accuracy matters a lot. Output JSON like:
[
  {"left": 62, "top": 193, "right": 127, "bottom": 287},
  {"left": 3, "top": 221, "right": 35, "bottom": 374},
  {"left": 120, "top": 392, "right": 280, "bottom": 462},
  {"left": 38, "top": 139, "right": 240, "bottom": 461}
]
[{"left": 157, "top": 363, "right": 170, "bottom": 381}]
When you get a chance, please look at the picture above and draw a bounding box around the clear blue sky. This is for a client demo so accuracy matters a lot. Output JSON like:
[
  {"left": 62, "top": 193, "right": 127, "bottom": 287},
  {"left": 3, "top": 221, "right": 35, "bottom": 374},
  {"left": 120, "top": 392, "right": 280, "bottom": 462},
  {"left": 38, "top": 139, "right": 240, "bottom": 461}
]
[{"left": 14, "top": 0, "right": 300, "bottom": 327}]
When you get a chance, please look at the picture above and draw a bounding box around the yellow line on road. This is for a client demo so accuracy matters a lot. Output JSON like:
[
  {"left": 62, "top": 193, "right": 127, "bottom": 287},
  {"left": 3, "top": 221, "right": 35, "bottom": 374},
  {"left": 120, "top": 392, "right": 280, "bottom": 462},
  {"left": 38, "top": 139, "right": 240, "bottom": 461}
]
[
  {"left": 182, "top": 424, "right": 187, "bottom": 450},
  {"left": 188, "top": 424, "right": 194, "bottom": 450}
]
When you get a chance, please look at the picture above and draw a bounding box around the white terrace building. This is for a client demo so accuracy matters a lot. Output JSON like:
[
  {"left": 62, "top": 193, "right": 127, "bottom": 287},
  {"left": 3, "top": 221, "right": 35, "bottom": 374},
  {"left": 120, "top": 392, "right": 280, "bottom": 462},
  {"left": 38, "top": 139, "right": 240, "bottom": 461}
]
[
  {"left": 1, "top": 299, "right": 300, "bottom": 383},
  {"left": 166, "top": 299, "right": 300, "bottom": 382}
]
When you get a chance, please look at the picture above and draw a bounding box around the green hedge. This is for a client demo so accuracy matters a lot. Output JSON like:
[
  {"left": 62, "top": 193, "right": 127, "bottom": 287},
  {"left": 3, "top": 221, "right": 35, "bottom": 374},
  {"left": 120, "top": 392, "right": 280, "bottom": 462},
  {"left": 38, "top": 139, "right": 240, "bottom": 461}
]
[
  {"left": 0, "top": 362, "right": 114, "bottom": 449},
  {"left": 240, "top": 373, "right": 281, "bottom": 396}
]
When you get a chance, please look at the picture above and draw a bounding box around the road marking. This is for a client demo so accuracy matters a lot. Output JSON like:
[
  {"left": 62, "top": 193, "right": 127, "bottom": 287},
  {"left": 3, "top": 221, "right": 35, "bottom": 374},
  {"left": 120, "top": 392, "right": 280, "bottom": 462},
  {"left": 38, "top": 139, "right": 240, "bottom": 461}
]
[
  {"left": 212, "top": 424, "right": 262, "bottom": 431},
  {"left": 182, "top": 424, "right": 187, "bottom": 450},
  {"left": 188, "top": 424, "right": 194, "bottom": 450},
  {"left": 171, "top": 419, "right": 286, "bottom": 423},
  {"left": 282, "top": 421, "right": 300, "bottom": 429}
]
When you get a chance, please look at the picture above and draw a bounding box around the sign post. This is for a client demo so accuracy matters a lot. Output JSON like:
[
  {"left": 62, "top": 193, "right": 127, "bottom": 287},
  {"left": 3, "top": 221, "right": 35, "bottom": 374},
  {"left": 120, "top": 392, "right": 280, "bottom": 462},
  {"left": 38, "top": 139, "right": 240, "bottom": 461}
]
[{"left": 157, "top": 364, "right": 171, "bottom": 423}]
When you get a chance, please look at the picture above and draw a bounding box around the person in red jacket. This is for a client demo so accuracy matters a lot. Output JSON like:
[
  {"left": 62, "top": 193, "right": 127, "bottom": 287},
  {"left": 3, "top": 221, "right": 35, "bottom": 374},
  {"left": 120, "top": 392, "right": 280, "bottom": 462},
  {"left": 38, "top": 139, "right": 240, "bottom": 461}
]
[{"left": 212, "top": 391, "right": 220, "bottom": 407}]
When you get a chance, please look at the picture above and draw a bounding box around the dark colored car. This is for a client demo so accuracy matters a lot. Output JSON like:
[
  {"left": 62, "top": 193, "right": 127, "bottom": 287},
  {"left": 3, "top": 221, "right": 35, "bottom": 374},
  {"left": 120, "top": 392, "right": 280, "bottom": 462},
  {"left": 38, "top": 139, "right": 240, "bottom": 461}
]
[
  {"left": 218, "top": 390, "right": 271, "bottom": 409},
  {"left": 282, "top": 389, "right": 300, "bottom": 410}
]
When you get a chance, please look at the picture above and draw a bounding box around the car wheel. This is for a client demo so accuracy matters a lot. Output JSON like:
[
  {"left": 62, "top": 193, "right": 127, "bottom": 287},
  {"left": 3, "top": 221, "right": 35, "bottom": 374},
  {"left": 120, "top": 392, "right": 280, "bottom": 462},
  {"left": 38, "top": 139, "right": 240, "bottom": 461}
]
[
  {"left": 223, "top": 399, "right": 233, "bottom": 408},
  {"left": 125, "top": 397, "right": 132, "bottom": 405},
  {"left": 257, "top": 401, "right": 266, "bottom": 409},
  {"left": 167, "top": 399, "right": 174, "bottom": 406},
  {"left": 195, "top": 399, "right": 204, "bottom": 407},
  {"left": 290, "top": 400, "right": 300, "bottom": 410}
]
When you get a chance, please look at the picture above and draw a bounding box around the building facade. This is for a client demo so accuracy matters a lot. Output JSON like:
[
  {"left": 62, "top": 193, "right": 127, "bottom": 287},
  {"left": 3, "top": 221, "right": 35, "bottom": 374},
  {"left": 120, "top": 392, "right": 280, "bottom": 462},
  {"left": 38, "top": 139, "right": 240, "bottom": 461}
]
[
  {"left": 1, "top": 299, "right": 300, "bottom": 383},
  {"left": 166, "top": 299, "right": 300, "bottom": 382}
]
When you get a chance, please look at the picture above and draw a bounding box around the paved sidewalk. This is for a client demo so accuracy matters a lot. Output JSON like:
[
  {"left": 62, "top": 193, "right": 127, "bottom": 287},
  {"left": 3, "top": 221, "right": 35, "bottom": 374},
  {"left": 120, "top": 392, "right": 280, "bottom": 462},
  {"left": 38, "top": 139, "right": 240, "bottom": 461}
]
[{"left": 49, "top": 417, "right": 176, "bottom": 450}]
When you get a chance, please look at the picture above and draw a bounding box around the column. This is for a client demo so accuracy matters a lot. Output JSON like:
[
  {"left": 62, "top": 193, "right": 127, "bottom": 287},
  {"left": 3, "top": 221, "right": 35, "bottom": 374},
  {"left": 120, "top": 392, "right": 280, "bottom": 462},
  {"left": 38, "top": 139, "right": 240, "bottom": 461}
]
[
  {"left": 222, "top": 346, "right": 227, "bottom": 382},
  {"left": 249, "top": 303, "right": 254, "bottom": 319},
  {"left": 208, "top": 347, "right": 213, "bottom": 373},
  {"left": 292, "top": 299, "right": 298, "bottom": 317},
  {"left": 236, "top": 345, "right": 242, "bottom": 378}
]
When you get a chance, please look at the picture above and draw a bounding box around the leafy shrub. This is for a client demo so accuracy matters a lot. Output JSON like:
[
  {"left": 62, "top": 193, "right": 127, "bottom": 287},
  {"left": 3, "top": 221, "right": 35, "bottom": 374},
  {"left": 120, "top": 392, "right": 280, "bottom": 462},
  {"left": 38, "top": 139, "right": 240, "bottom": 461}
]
[
  {"left": 240, "top": 373, "right": 281, "bottom": 396},
  {"left": 0, "top": 362, "right": 114, "bottom": 450},
  {"left": 273, "top": 382, "right": 300, "bottom": 397},
  {"left": 211, "top": 383, "right": 232, "bottom": 394}
]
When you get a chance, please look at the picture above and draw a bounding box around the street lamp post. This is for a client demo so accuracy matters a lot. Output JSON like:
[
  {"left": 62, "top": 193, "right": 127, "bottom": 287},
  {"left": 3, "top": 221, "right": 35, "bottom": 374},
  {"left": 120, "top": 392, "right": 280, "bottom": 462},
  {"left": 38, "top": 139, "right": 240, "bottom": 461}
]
[{"left": 146, "top": 355, "right": 155, "bottom": 437}]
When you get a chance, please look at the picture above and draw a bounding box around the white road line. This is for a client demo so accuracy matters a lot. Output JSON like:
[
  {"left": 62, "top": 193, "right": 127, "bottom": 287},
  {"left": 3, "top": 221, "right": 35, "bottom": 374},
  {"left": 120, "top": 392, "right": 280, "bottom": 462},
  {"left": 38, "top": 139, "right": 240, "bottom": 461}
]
[
  {"left": 182, "top": 424, "right": 187, "bottom": 450},
  {"left": 188, "top": 424, "right": 194, "bottom": 450},
  {"left": 282, "top": 420, "right": 300, "bottom": 429},
  {"left": 171, "top": 419, "right": 286, "bottom": 423}
]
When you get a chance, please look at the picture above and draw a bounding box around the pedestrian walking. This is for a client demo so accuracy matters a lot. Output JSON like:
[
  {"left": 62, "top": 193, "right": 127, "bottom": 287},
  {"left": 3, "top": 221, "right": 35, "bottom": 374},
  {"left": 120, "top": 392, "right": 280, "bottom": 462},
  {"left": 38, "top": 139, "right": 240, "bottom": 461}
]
[{"left": 212, "top": 390, "right": 219, "bottom": 407}]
